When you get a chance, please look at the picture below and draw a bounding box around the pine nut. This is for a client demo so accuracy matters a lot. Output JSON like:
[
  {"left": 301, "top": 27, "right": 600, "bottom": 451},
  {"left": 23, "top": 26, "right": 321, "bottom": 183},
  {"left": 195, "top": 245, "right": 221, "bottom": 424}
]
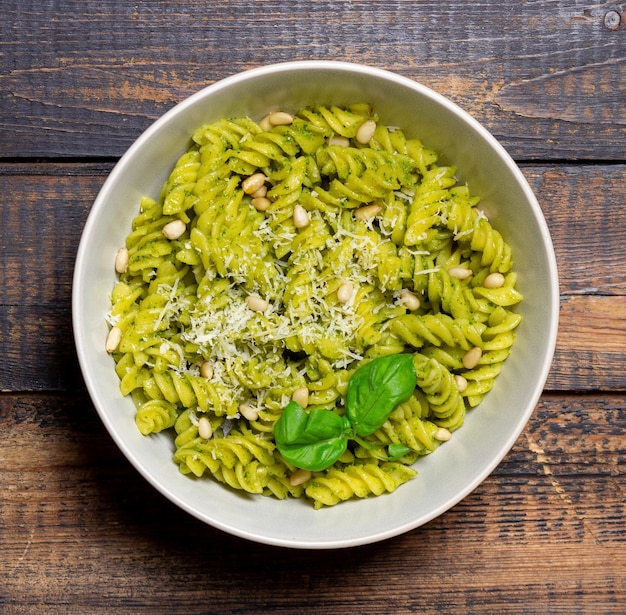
[
  {"left": 115, "top": 247, "right": 129, "bottom": 273},
  {"left": 162, "top": 219, "right": 186, "bottom": 240},
  {"left": 245, "top": 295, "right": 269, "bottom": 312},
  {"left": 198, "top": 416, "right": 212, "bottom": 440},
  {"left": 354, "top": 203, "right": 382, "bottom": 221},
  {"left": 242, "top": 172, "right": 267, "bottom": 195},
  {"left": 337, "top": 281, "right": 354, "bottom": 304},
  {"left": 239, "top": 403, "right": 259, "bottom": 421},
  {"left": 454, "top": 374, "right": 468, "bottom": 393},
  {"left": 200, "top": 361, "right": 214, "bottom": 380},
  {"left": 293, "top": 204, "right": 310, "bottom": 229},
  {"left": 448, "top": 266, "right": 473, "bottom": 280},
  {"left": 462, "top": 346, "right": 482, "bottom": 369},
  {"left": 399, "top": 289, "right": 420, "bottom": 311},
  {"left": 105, "top": 326, "right": 122, "bottom": 353},
  {"left": 356, "top": 119, "right": 376, "bottom": 144},
  {"left": 251, "top": 197, "right": 271, "bottom": 212},
  {"left": 483, "top": 272, "right": 505, "bottom": 289},
  {"left": 268, "top": 111, "right": 294, "bottom": 126},
  {"left": 289, "top": 469, "right": 312, "bottom": 486},
  {"left": 251, "top": 185, "right": 267, "bottom": 198},
  {"left": 329, "top": 136, "right": 350, "bottom": 147},
  {"left": 292, "top": 386, "right": 309, "bottom": 408},
  {"left": 435, "top": 427, "right": 452, "bottom": 442},
  {"left": 259, "top": 114, "right": 273, "bottom": 131}
]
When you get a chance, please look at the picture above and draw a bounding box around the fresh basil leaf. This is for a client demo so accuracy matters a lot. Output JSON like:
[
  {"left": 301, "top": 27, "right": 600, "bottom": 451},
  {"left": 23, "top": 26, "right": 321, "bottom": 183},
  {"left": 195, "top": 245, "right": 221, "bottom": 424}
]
[
  {"left": 274, "top": 402, "right": 351, "bottom": 472},
  {"left": 387, "top": 443, "right": 411, "bottom": 461},
  {"left": 346, "top": 354, "right": 416, "bottom": 436}
]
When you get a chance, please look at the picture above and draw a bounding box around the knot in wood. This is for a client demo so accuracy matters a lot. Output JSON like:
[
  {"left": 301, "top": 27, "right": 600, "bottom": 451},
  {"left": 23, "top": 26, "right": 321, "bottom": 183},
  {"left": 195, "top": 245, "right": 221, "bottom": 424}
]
[{"left": 603, "top": 10, "right": 621, "bottom": 30}]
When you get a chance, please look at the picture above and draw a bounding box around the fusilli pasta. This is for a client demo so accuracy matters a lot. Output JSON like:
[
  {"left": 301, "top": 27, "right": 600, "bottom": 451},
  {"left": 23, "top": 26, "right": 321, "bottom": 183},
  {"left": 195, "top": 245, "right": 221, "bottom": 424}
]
[{"left": 107, "top": 103, "right": 522, "bottom": 507}]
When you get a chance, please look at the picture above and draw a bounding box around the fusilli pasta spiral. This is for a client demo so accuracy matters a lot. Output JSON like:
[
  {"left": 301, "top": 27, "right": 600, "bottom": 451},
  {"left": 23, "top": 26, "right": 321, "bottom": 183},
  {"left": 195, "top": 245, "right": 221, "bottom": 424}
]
[{"left": 107, "top": 103, "right": 522, "bottom": 507}]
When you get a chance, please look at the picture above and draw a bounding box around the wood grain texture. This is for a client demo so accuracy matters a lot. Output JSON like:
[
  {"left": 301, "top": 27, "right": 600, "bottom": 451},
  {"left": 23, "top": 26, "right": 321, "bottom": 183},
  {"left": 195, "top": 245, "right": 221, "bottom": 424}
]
[
  {"left": 2, "top": 0, "right": 624, "bottom": 159},
  {"left": 1, "top": 163, "right": 624, "bottom": 392},
  {"left": 1, "top": 2, "right": 625, "bottom": 611},
  {"left": 0, "top": 392, "right": 624, "bottom": 614}
]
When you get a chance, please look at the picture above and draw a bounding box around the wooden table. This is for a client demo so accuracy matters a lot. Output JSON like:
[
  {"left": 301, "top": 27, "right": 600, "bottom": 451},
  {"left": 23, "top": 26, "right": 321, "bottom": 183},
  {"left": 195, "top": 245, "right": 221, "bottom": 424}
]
[{"left": 2, "top": 2, "right": 625, "bottom": 613}]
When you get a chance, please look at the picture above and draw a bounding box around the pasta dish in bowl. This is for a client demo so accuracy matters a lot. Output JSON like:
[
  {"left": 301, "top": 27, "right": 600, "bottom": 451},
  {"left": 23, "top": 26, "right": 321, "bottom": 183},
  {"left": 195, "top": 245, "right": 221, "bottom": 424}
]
[{"left": 73, "top": 61, "right": 558, "bottom": 548}]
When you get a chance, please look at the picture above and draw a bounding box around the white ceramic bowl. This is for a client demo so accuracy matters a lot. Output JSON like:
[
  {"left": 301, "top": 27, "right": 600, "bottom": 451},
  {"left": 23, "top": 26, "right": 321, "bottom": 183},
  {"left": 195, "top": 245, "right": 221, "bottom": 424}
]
[{"left": 73, "top": 61, "right": 559, "bottom": 549}]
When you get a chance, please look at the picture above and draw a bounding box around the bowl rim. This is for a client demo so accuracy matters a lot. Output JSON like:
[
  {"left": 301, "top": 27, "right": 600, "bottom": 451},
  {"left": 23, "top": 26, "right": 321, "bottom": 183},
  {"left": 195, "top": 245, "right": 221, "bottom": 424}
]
[{"left": 73, "top": 60, "right": 559, "bottom": 548}]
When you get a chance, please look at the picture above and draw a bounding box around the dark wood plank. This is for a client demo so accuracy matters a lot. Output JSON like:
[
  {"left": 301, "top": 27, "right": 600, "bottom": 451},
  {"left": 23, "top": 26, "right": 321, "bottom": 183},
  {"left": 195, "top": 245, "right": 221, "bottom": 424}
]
[
  {"left": 4, "top": 294, "right": 622, "bottom": 393},
  {"left": 552, "top": 295, "right": 626, "bottom": 391},
  {"left": 2, "top": 163, "right": 625, "bottom": 303},
  {"left": 0, "top": 392, "right": 624, "bottom": 614},
  {"left": 1, "top": 163, "right": 625, "bottom": 392},
  {"left": 2, "top": 1, "right": 624, "bottom": 160},
  {"left": 526, "top": 165, "right": 626, "bottom": 297},
  {"left": 0, "top": 163, "right": 109, "bottom": 310}
]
